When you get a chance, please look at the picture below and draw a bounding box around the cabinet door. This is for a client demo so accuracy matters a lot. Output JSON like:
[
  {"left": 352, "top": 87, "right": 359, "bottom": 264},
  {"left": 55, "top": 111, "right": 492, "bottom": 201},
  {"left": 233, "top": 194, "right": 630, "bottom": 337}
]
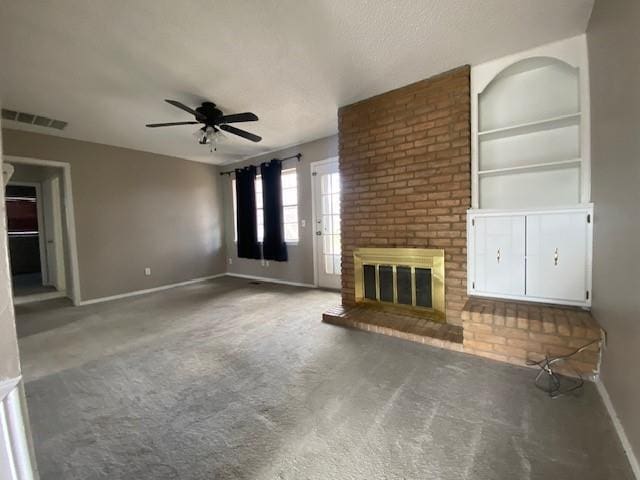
[
  {"left": 473, "top": 216, "right": 525, "bottom": 296},
  {"left": 526, "top": 213, "right": 588, "bottom": 302}
]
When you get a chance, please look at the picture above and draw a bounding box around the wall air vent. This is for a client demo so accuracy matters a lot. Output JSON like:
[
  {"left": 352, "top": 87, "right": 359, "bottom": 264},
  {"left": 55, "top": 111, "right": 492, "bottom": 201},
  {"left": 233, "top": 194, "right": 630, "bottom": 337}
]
[
  {"left": 1, "top": 108, "right": 68, "bottom": 130},
  {"left": 1, "top": 109, "right": 17, "bottom": 120}
]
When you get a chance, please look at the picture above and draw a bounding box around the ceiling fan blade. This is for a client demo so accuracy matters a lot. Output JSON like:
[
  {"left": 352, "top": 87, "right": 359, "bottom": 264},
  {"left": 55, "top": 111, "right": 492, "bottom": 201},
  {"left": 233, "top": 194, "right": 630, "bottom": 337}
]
[
  {"left": 164, "top": 99, "right": 207, "bottom": 122},
  {"left": 219, "top": 112, "right": 259, "bottom": 124},
  {"left": 219, "top": 124, "right": 262, "bottom": 142},
  {"left": 146, "top": 121, "right": 200, "bottom": 128}
]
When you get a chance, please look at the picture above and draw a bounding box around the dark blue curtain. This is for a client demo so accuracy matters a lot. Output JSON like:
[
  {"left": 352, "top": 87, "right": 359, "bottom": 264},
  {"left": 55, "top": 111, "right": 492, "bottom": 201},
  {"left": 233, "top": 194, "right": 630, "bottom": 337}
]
[
  {"left": 260, "top": 159, "right": 288, "bottom": 261},
  {"left": 235, "top": 166, "right": 261, "bottom": 259}
]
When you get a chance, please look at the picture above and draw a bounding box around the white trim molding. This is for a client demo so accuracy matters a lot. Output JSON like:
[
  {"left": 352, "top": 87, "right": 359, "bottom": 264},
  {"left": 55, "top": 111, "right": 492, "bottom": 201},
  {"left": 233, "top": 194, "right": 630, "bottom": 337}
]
[
  {"left": 225, "top": 272, "right": 315, "bottom": 289},
  {"left": 80, "top": 272, "right": 316, "bottom": 306},
  {"left": 0, "top": 377, "right": 38, "bottom": 480},
  {"left": 3, "top": 155, "right": 82, "bottom": 306},
  {"left": 13, "top": 291, "right": 66, "bottom": 306},
  {"left": 596, "top": 380, "right": 640, "bottom": 479},
  {"left": 79, "top": 273, "right": 226, "bottom": 306}
]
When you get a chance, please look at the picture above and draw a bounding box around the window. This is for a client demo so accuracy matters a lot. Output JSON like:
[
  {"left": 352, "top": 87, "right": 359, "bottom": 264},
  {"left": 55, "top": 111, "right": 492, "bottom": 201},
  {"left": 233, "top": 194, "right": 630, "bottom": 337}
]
[
  {"left": 232, "top": 167, "right": 299, "bottom": 243},
  {"left": 281, "top": 169, "right": 298, "bottom": 242},
  {"left": 255, "top": 176, "right": 264, "bottom": 241}
]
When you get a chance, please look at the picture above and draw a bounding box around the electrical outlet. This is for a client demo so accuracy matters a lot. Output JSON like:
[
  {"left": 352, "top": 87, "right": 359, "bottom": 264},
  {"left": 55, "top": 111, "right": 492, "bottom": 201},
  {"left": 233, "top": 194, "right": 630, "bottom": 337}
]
[
  {"left": 301, "top": 219, "right": 306, "bottom": 228},
  {"left": 228, "top": 257, "right": 233, "bottom": 265},
  {"left": 144, "top": 267, "right": 151, "bottom": 276},
  {"left": 265, "top": 260, "right": 270, "bottom": 267}
]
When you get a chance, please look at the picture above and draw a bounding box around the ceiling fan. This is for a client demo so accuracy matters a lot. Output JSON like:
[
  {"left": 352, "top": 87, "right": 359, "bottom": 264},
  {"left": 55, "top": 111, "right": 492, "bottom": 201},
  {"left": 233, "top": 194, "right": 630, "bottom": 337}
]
[{"left": 146, "top": 100, "right": 262, "bottom": 147}]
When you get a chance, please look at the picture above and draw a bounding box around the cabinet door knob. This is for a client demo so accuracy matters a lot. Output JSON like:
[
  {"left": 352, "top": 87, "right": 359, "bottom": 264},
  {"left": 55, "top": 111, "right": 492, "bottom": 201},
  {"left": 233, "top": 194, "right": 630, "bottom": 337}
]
[
  {"left": 554, "top": 248, "right": 559, "bottom": 266},
  {"left": 496, "top": 248, "right": 501, "bottom": 264}
]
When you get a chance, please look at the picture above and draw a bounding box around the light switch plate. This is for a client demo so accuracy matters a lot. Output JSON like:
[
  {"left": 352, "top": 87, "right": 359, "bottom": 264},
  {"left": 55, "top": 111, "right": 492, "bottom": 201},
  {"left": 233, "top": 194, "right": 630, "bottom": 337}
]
[{"left": 144, "top": 267, "right": 151, "bottom": 276}]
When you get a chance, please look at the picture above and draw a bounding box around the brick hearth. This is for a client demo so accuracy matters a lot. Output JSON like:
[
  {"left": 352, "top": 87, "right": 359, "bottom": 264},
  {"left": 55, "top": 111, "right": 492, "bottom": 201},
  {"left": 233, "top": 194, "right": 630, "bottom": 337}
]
[
  {"left": 323, "top": 299, "right": 602, "bottom": 377},
  {"left": 462, "top": 298, "right": 602, "bottom": 376},
  {"left": 323, "top": 305, "right": 463, "bottom": 352}
]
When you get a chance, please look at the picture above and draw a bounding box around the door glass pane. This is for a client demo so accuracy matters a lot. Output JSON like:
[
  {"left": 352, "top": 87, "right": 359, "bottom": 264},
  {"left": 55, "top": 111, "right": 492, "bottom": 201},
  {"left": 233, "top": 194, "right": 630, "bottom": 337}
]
[
  {"left": 321, "top": 175, "right": 332, "bottom": 195},
  {"left": 333, "top": 255, "right": 342, "bottom": 275},
  {"left": 332, "top": 235, "right": 341, "bottom": 255},
  {"left": 415, "top": 268, "right": 432, "bottom": 308},
  {"left": 322, "top": 195, "right": 332, "bottom": 215},
  {"left": 332, "top": 215, "right": 341, "bottom": 235},
  {"left": 331, "top": 173, "right": 340, "bottom": 193},
  {"left": 323, "top": 235, "right": 333, "bottom": 255},
  {"left": 331, "top": 193, "right": 340, "bottom": 213},
  {"left": 396, "top": 266, "right": 412, "bottom": 305},
  {"left": 322, "top": 215, "right": 333, "bottom": 234},
  {"left": 324, "top": 255, "right": 334, "bottom": 274},
  {"left": 363, "top": 265, "right": 376, "bottom": 300},
  {"left": 379, "top": 266, "right": 394, "bottom": 302}
]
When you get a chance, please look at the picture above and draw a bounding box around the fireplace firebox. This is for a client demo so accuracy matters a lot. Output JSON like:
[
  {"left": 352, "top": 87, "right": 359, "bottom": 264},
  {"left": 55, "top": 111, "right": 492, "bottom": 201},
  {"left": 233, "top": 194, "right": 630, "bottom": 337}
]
[{"left": 354, "top": 248, "right": 446, "bottom": 322}]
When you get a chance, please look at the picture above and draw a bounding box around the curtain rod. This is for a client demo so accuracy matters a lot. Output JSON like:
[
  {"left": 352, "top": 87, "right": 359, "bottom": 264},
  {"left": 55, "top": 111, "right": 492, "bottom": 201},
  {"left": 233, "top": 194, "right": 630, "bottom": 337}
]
[{"left": 219, "top": 153, "right": 302, "bottom": 176}]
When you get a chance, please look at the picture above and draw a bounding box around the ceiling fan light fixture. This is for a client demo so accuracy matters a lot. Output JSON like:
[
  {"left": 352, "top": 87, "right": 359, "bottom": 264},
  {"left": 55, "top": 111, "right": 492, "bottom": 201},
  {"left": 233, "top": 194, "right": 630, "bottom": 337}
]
[{"left": 147, "top": 100, "right": 261, "bottom": 145}]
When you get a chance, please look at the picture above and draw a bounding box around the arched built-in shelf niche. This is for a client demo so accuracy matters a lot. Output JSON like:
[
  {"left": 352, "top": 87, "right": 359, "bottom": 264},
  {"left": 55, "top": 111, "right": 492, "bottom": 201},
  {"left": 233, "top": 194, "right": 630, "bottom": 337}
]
[{"left": 477, "top": 57, "right": 583, "bottom": 209}]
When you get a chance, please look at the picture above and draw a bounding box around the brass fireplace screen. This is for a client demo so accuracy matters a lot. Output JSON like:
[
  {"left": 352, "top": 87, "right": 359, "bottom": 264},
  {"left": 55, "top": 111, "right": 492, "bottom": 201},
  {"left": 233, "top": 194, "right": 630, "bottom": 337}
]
[{"left": 353, "top": 248, "right": 445, "bottom": 321}]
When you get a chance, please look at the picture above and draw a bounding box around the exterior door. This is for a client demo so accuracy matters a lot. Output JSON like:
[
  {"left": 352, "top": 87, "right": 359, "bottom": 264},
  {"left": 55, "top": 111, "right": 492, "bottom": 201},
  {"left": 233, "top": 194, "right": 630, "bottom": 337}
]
[
  {"left": 473, "top": 215, "right": 525, "bottom": 296},
  {"left": 312, "top": 160, "right": 341, "bottom": 289},
  {"left": 526, "top": 212, "right": 588, "bottom": 302}
]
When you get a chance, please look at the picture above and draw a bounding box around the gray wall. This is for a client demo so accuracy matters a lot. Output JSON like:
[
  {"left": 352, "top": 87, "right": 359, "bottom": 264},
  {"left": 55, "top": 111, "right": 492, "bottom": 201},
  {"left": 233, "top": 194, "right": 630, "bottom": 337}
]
[
  {"left": 0, "top": 127, "right": 21, "bottom": 380},
  {"left": 223, "top": 135, "right": 338, "bottom": 286},
  {"left": 588, "top": 0, "right": 640, "bottom": 460},
  {"left": 2, "top": 129, "right": 226, "bottom": 301}
]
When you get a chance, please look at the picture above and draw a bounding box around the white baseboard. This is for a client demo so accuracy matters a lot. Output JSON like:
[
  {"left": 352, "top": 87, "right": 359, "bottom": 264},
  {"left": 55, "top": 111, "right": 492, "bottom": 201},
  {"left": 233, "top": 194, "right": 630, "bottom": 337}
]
[
  {"left": 78, "top": 273, "right": 226, "bottom": 306},
  {"left": 596, "top": 379, "right": 640, "bottom": 479},
  {"left": 225, "top": 272, "right": 316, "bottom": 289},
  {"left": 13, "top": 291, "right": 66, "bottom": 306},
  {"left": 77, "top": 271, "right": 317, "bottom": 307}
]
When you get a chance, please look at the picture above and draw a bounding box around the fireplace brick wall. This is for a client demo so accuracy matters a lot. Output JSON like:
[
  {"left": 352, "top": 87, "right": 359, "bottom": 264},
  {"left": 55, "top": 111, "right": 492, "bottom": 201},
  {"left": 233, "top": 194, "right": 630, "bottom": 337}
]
[{"left": 338, "top": 66, "right": 471, "bottom": 326}]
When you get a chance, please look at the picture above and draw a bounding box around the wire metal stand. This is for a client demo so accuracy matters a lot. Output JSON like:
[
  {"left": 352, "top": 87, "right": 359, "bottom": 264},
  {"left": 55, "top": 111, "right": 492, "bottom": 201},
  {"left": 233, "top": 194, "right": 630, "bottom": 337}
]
[{"left": 526, "top": 338, "right": 600, "bottom": 398}]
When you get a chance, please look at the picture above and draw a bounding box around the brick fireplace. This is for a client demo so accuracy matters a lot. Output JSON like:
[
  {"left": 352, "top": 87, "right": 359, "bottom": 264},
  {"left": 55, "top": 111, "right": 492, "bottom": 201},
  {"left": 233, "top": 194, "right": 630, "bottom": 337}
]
[
  {"left": 338, "top": 66, "right": 471, "bottom": 326},
  {"left": 324, "top": 64, "right": 602, "bottom": 378}
]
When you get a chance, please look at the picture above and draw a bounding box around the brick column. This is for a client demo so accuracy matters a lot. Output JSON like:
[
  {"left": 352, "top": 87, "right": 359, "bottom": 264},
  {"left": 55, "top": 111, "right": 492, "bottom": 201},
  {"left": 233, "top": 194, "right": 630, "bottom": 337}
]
[{"left": 338, "top": 66, "right": 471, "bottom": 326}]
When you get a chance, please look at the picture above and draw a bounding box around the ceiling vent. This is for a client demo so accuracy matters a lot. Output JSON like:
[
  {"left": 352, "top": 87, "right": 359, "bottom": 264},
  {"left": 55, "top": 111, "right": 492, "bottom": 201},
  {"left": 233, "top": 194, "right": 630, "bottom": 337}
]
[{"left": 1, "top": 108, "right": 68, "bottom": 130}]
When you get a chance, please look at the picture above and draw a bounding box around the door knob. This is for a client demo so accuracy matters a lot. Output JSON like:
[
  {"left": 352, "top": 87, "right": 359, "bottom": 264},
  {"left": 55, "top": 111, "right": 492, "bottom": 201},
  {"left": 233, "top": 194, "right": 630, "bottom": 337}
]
[{"left": 316, "top": 230, "right": 322, "bottom": 236}]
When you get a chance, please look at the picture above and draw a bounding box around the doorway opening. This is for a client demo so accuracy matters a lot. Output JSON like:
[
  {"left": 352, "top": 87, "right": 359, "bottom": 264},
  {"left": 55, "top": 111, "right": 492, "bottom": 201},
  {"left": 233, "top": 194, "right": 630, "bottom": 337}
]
[{"left": 3, "top": 157, "right": 80, "bottom": 305}]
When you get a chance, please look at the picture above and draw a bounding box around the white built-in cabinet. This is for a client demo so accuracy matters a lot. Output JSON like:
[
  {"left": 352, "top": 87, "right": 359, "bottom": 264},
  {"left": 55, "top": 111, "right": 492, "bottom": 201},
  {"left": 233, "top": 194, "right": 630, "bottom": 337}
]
[
  {"left": 472, "top": 215, "right": 525, "bottom": 297},
  {"left": 468, "top": 35, "right": 593, "bottom": 307},
  {"left": 468, "top": 207, "right": 593, "bottom": 307}
]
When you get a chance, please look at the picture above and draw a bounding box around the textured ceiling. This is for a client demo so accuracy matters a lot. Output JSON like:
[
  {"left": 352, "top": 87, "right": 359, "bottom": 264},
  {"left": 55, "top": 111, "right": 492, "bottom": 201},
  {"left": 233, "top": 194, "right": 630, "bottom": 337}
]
[{"left": 0, "top": 0, "right": 594, "bottom": 165}]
